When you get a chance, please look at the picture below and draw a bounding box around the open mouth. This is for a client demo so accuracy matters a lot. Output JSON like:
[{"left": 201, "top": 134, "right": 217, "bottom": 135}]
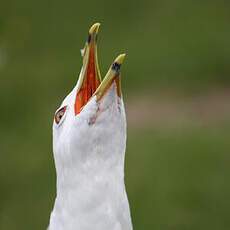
[{"left": 74, "top": 23, "right": 126, "bottom": 115}]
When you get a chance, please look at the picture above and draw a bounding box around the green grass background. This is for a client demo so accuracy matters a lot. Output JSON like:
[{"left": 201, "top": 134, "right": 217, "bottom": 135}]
[{"left": 1, "top": 0, "right": 230, "bottom": 229}]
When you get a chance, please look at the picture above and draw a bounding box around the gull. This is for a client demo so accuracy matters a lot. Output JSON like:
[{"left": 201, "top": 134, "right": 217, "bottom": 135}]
[{"left": 48, "top": 23, "right": 133, "bottom": 230}]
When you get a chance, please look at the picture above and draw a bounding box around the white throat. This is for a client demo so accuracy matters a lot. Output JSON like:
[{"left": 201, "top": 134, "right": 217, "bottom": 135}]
[{"left": 49, "top": 86, "right": 133, "bottom": 230}]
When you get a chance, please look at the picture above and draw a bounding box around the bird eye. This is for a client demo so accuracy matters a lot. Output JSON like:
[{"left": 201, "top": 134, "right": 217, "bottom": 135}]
[{"left": 54, "top": 106, "right": 67, "bottom": 125}]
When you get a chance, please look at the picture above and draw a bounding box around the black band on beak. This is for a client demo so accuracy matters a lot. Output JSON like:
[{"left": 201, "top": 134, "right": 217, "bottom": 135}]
[
  {"left": 112, "top": 62, "right": 121, "bottom": 73},
  {"left": 87, "top": 34, "right": 92, "bottom": 43}
]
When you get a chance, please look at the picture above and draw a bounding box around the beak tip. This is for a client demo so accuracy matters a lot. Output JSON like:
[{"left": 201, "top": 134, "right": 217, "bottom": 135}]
[
  {"left": 89, "top": 22, "right": 101, "bottom": 34},
  {"left": 115, "top": 53, "right": 126, "bottom": 65}
]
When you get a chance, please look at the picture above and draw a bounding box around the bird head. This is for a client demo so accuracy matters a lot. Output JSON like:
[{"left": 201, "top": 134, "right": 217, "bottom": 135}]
[{"left": 52, "top": 23, "right": 127, "bottom": 173}]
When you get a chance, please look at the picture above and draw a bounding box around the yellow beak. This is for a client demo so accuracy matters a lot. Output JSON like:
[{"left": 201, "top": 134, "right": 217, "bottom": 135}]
[{"left": 93, "top": 54, "right": 126, "bottom": 101}]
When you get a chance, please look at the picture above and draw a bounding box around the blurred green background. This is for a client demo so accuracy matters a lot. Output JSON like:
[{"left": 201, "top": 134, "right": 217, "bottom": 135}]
[{"left": 1, "top": 0, "right": 230, "bottom": 229}]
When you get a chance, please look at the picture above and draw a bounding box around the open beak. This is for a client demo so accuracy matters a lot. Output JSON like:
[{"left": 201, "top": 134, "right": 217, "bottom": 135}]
[
  {"left": 93, "top": 54, "right": 126, "bottom": 102},
  {"left": 74, "top": 23, "right": 102, "bottom": 115}
]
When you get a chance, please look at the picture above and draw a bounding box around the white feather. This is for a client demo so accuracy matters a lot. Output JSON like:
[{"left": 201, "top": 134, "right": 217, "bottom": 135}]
[{"left": 48, "top": 80, "right": 133, "bottom": 230}]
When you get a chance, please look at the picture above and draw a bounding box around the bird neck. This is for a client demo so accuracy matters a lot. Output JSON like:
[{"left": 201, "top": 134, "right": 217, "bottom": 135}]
[
  {"left": 49, "top": 157, "right": 133, "bottom": 230},
  {"left": 56, "top": 156, "right": 125, "bottom": 195}
]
